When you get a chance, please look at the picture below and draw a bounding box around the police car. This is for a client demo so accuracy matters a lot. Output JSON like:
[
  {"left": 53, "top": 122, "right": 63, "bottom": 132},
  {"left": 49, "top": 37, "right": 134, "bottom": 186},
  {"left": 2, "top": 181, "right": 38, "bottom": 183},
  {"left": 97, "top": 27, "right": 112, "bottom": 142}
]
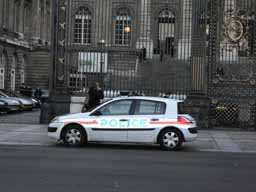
[{"left": 48, "top": 96, "right": 197, "bottom": 151}]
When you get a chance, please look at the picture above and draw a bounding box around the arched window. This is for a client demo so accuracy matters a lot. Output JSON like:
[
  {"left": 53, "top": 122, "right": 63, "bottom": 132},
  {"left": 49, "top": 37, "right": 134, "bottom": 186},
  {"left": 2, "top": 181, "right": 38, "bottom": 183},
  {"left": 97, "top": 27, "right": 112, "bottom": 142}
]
[
  {"left": 114, "top": 8, "right": 132, "bottom": 45},
  {"left": 0, "top": 53, "right": 7, "bottom": 90},
  {"left": 74, "top": 7, "right": 92, "bottom": 44},
  {"left": 158, "top": 8, "right": 175, "bottom": 56}
]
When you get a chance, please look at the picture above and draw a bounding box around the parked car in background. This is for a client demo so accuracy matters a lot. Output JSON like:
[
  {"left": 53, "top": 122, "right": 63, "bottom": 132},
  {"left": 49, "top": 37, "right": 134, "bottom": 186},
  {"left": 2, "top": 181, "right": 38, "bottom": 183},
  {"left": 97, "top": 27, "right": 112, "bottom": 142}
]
[
  {"left": 0, "top": 99, "right": 8, "bottom": 113},
  {"left": 0, "top": 97, "right": 22, "bottom": 112},
  {"left": 12, "top": 92, "right": 41, "bottom": 108},
  {"left": 0, "top": 90, "right": 33, "bottom": 111}
]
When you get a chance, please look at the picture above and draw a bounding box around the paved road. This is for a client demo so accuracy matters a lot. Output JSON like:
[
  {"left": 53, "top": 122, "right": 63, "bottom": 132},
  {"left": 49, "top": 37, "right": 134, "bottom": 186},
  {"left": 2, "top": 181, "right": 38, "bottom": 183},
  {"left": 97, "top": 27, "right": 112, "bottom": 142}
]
[
  {"left": 0, "top": 145, "right": 256, "bottom": 192},
  {"left": 0, "top": 109, "right": 40, "bottom": 124}
]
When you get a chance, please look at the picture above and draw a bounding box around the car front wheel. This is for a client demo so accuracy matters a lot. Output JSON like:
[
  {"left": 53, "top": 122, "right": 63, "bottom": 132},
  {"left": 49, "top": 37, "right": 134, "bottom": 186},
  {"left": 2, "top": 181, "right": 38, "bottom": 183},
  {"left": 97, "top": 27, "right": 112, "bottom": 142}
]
[
  {"left": 159, "top": 129, "right": 183, "bottom": 151},
  {"left": 62, "top": 125, "right": 87, "bottom": 147}
]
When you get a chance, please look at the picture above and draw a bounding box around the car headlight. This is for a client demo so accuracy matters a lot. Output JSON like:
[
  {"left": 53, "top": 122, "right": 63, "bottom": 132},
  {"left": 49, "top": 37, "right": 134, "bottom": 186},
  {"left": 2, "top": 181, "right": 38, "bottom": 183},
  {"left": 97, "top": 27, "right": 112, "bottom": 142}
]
[{"left": 51, "top": 117, "right": 60, "bottom": 123}]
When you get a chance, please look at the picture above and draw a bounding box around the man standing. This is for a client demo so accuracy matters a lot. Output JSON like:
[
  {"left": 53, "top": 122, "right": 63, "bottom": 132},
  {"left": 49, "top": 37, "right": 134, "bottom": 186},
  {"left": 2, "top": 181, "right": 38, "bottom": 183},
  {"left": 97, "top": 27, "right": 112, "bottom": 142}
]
[{"left": 87, "top": 82, "right": 104, "bottom": 110}]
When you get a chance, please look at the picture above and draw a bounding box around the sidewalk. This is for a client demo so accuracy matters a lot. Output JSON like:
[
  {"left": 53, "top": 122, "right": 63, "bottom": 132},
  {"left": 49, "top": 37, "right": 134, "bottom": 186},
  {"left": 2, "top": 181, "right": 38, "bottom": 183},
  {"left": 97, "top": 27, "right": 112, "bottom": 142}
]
[
  {"left": 0, "top": 123, "right": 256, "bottom": 153},
  {"left": 186, "top": 130, "right": 256, "bottom": 153}
]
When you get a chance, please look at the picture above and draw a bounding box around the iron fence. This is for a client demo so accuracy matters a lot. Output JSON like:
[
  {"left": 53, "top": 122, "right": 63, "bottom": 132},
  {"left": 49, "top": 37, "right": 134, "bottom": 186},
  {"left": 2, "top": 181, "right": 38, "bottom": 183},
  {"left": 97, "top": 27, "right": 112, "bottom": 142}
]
[{"left": 52, "top": 0, "right": 256, "bottom": 128}]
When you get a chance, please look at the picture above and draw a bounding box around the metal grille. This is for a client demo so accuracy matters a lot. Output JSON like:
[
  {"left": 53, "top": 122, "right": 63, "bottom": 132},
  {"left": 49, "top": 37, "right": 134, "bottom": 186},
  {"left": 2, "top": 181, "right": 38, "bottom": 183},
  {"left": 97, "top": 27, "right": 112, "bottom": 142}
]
[
  {"left": 54, "top": 0, "right": 196, "bottom": 98},
  {"left": 207, "top": 0, "right": 256, "bottom": 128},
  {"left": 211, "top": 101, "right": 239, "bottom": 127},
  {"left": 51, "top": 0, "right": 256, "bottom": 128},
  {"left": 211, "top": 99, "right": 256, "bottom": 129}
]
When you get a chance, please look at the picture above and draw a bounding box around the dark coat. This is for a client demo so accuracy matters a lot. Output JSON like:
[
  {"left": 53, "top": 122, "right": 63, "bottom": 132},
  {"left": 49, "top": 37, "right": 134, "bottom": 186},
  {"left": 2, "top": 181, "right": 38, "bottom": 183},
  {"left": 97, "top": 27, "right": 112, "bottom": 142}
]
[{"left": 88, "top": 87, "right": 104, "bottom": 110}]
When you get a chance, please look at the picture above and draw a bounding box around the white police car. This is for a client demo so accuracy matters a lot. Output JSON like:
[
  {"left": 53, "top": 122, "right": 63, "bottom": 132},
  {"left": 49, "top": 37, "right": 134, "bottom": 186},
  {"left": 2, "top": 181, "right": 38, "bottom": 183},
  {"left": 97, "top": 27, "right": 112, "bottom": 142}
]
[{"left": 48, "top": 96, "right": 197, "bottom": 151}]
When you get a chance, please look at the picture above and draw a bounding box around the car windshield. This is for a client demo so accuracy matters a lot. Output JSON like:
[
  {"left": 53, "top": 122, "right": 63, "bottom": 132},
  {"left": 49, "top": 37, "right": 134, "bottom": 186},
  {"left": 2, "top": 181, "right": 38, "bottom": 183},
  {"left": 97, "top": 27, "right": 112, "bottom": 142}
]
[{"left": 0, "top": 91, "right": 8, "bottom": 97}]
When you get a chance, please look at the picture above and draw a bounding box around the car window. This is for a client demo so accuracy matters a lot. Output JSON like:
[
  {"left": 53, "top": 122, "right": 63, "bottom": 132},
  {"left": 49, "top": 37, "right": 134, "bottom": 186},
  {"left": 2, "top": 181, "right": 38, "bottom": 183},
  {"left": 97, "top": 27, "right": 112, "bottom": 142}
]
[
  {"left": 134, "top": 100, "right": 166, "bottom": 115},
  {"left": 98, "top": 100, "right": 133, "bottom": 116},
  {"left": 178, "top": 102, "right": 185, "bottom": 114}
]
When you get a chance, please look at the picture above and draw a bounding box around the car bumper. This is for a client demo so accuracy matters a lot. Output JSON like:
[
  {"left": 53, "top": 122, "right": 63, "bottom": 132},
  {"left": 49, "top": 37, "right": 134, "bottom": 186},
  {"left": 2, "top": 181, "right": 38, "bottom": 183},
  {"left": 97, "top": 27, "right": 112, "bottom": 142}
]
[
  {"left": 8, "top": 105, "right": 21, "bottom": 111},
  {"left": 0, "top": 106, "right": 9, "bottom": 113},
  {"left": 48, "top": 122, "right": 65, "bottom": 140},
  {"left": 182, "top": 127, "right": 198, "bottom": 142},
  {"left": 22, "top": 104, "right": 33, "bottom": 110}
]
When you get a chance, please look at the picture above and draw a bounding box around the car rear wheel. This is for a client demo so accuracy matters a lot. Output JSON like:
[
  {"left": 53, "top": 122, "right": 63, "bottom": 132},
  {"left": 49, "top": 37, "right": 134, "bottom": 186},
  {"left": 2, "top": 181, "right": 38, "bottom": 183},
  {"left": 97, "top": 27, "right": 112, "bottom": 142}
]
[
  {"left": 159, "top": 129, "right": 183, "bottom": 151},
  {"left": 62, "top": 125, "right": 87, "bottom": 147}
]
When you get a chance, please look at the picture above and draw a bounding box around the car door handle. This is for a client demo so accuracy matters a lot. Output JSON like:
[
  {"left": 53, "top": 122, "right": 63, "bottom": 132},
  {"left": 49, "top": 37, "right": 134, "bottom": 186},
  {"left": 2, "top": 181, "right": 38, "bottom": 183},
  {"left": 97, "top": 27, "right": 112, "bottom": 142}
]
[
  {"left": 120, "top": 119, "right": 128, "bottom": 122},
  {"left": 150, "top": 118, "right": 159, "bottom": 121}
]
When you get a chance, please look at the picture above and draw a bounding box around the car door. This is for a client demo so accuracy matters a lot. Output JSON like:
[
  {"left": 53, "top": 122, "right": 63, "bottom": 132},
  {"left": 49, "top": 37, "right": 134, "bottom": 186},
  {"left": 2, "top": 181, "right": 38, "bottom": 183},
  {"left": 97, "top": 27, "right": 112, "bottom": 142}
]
[
  {"left": 89, "top": 99, "right": 134, "bottom": 142},
  {"left": 127, "top": 99, "right": 167, "bottom": 143}
]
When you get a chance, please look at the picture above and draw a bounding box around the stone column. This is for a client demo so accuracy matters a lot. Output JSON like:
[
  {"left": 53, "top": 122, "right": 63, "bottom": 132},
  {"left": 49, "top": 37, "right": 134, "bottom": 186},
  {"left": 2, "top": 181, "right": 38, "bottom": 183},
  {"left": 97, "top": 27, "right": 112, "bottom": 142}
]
[
  {"left": 2, "top": 0, "right": 8, "bottom": 28},
  {"left": 136, "top": 0, "right": 153, "bottom": 59},
  {"left": 0, "top": 0, "right": 3, "bottom": 27},
  {"left": 178, "top": 0, "right": 192, "bottom": 60},
  {"left": 18, "top": 0, "right": 25, "bottom": 36},
  {"left": 40, "top": 0, "right": 71, "bottom": 124},
  {"left": 31, "top": 0, "right": 41, "bottom": 43},
  {"left": 46, "top": 0, "right": 52, "bottom": 42},
  {"left": 42, "top": 0, "right": 47, "bottom": 41},
  {"left": 8, "top": 0, "right": 14, "bottom": 30}
]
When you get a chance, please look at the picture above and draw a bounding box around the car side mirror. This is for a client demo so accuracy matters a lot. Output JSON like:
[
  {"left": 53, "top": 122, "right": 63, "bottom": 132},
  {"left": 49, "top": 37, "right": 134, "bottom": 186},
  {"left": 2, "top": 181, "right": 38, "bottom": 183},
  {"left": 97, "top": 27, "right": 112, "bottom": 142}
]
[{"left": 91, "top": 110, "right": 102, "bottom": 116}]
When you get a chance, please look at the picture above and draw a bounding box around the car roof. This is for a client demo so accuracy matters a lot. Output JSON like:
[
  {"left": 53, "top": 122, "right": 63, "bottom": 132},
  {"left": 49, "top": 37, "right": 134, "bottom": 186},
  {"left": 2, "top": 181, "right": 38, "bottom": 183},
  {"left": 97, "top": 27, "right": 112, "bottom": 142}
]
[{"left": 111, "top": 96, "right": 183, "bottom": 103}]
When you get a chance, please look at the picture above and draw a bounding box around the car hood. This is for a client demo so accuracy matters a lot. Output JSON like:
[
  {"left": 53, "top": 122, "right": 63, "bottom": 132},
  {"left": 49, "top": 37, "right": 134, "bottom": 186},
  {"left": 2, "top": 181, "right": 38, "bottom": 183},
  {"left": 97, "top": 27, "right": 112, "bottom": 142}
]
[
  {"left": 0, "top": 100, "right": 7, "bottom": 106},
  {"left": 58, "top": 112, "right": 90, "bottom": 121},
  {"left": 0, "top": 97, "right": 20, "bottom": 105},
  {"left": 8, "top": 97, "right": 33, "bottom": 105}
]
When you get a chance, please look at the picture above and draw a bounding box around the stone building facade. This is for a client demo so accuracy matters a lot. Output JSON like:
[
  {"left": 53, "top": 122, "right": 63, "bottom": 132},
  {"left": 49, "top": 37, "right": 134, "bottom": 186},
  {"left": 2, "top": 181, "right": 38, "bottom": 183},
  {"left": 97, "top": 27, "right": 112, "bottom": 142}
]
[{"left": 0, "top": 0, "right": 52, "bottom": 93}]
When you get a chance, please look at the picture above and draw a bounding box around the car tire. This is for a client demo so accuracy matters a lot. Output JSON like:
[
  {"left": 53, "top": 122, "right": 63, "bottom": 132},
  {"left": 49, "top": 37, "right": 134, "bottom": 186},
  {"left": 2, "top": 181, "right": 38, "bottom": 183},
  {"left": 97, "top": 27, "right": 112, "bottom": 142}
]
[
  {"left": 159, "top": 128, "right": 183, "bottom": 151},
  {"left": 62, "top": 124, "right": 87, "bottom": 147}
]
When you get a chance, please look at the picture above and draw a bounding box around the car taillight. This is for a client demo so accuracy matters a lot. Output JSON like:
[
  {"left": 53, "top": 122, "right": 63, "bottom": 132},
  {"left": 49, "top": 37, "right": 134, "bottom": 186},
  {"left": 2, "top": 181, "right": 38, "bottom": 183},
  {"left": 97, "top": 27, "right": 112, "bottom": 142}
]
[{"left": 178, "top": 116, "right": 191, "bottom": 125}]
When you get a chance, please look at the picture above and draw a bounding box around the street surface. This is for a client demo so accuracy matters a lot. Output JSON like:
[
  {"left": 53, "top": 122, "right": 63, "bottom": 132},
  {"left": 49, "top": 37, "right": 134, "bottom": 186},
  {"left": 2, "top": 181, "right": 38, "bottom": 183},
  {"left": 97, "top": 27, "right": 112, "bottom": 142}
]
[
  {"left": 1, "top": 110, "right": 256, "bottom": 192},
  {"left": 0, "top": 145, "right": 256, "bottom": 192}
]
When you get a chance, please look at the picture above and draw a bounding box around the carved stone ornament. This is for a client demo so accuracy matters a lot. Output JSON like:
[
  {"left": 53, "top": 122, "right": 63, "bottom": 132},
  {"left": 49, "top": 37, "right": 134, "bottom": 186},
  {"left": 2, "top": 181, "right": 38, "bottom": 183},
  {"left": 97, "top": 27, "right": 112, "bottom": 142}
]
[
  {"left": 223, "top": 11, "right": 248, "bottom": 49},
  {"left": 225, "top": 17, "right": 244, "bottom": 42},
  {"left": 212, "top": 78, "right": 219, "bottom": 84},
  {"left": 250, "top": 79, "right": 256, "bottom": 86},
  {"left": 211, "top": 99, "right": 218, "bottom": 105}
]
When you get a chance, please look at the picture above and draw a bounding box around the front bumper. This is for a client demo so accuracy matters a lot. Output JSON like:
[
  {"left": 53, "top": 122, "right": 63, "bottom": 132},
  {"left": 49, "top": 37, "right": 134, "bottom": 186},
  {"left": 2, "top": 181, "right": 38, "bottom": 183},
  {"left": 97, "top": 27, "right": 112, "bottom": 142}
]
[
  {"left": 182, "top": 126, "right": 198, "bottom": 142},
  {"left": 48, "top": 122, "right": 65, "bottom": 140},
  {"left": 48, "top": 127, "right": 58, "bottom": 132},
  {"left": 0, "top": 105, "right": 9, "bottom": 113},
  {"left": 22, "top": 104, "right": 33, "bottom": 110},
  {"left": 8, "top": 105, "right": 21, "bottom": 111}
]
